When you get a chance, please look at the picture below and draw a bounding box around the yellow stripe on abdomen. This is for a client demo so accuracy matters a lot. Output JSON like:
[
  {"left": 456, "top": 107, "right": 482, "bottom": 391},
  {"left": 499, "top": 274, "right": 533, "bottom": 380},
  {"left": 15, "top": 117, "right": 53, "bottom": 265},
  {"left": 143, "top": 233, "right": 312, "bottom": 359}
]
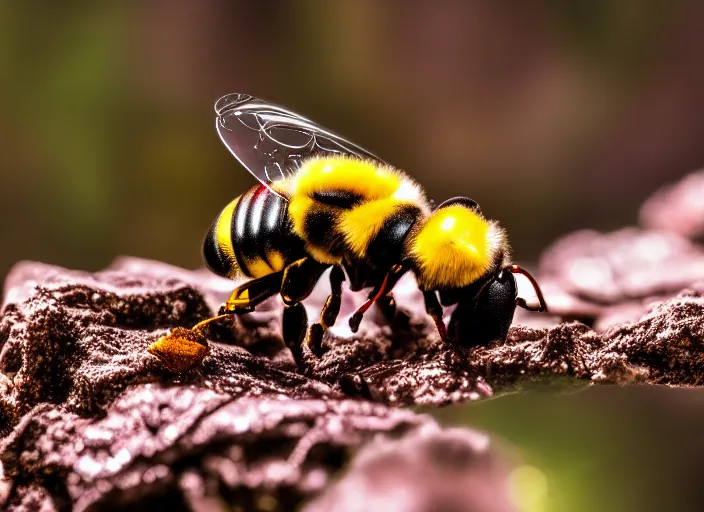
[{"left": 215, "top": 198, "right": 240, "bottom": 277}]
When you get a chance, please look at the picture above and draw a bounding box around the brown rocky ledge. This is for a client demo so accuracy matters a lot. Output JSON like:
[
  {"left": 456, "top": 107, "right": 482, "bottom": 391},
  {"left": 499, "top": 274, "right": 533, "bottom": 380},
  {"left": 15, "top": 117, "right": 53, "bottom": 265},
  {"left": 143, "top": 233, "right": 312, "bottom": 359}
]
[
  {"left": 2, "top": 171, "right": 704, "bottom": 511},
  {"left": 0, "top": 258, "right": 520, "bottom": 511}
]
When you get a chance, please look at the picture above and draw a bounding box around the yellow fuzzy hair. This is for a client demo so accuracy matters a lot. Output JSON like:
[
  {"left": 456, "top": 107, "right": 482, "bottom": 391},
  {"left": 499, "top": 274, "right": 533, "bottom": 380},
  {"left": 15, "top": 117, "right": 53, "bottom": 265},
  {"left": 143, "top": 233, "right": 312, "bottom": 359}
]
[
  {"left": 410, "top": 205, "right": 502, "bottom": 290},
  {"left": 287, "top": 193, "right": 313, "bottom": 239},
  {"left": 286, "top": 194, "right": 340, "bottom": 263},
  {"left": 243, "top": 248, "right": 287, "bottom": 278},
  {"left": 306, "top": 245, "right": 342, "bottom": 265},
  {"left": 291, "top": 156, "right": 404, "bottom": 199},
  {"left": 283, "top": 155, "right": 428, "bottom": 262},
  {"left": 340, "top": 198, "right": 400, "bottom": 257},
  {"left": 267, "top": 250, "right": 286, "bottom": 272},
  {"left": 215, "top": 198, "right": 240, "bottom": 277},
  {"left": 245, "top": 258, "right": 274, "bottom": 279}
]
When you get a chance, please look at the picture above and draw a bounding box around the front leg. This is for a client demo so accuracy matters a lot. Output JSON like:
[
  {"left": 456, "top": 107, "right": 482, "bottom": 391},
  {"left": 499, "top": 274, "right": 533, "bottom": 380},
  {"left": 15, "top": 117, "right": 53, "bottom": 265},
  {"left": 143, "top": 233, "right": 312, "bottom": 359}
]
[
  {"left": 423, "top": 290, "right": 448, "bottom": 344},
  {"left": 280, "top": 257, "right": 329, "bottom": 367}
]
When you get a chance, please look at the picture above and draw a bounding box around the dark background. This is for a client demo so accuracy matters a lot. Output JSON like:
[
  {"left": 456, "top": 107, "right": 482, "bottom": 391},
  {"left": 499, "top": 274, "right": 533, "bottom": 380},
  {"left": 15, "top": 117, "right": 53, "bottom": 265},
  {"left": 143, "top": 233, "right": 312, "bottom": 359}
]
[
  {"left": 2, "top": 2, "right": 704, "bottom": 511},
  {"left": 2, "top": 1, "right": 703, "bottom": 278}
]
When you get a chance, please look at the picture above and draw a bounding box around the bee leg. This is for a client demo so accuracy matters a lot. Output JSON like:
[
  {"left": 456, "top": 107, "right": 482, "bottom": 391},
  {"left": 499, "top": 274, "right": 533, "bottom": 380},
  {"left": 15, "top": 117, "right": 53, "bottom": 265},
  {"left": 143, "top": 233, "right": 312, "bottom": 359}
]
[
  {"left": 348, "top": 263, "right": 409, "bottom": 332},
  {"left": 349, "top": 276, "right": 389, "bottom": 333},
  {"left": 280, "top": 257, "right": 330, "bottom": 367},
  {"left": 309, "top": 265, "right": 346, "bottom": 356},
  {"left": 280, "top": 258, "right": 329, "bottom": 306},
  {"left": 152, "top": 273, "right": 285, "bottom": 372},
  {"left": 219, "top": 272, "right": 285, "bottom": 314},
  {"left": 508, "top": 264, "right": 549, "bottom": 313},
  {"left": 422, "top": 290, "right": 448, "bottom": 344},
  {"left": 283, "top": 302, "right": 308, "bottom": 370},
  {"left": 375, "top": 293, "right": 397, "bottom": 324}
]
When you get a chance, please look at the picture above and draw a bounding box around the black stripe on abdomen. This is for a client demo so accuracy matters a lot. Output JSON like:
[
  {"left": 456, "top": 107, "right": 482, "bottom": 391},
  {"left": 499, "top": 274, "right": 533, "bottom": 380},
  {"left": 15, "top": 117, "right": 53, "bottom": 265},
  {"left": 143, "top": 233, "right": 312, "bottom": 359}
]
[
  {"left": 232, "top": 185, "right": 306, "bottom": 277},
  {"left": 232, "top": 186, "right": 256, "bottom": 276},
  {"left": 202, "top": 216, "right": 232, "bottom": 277}
]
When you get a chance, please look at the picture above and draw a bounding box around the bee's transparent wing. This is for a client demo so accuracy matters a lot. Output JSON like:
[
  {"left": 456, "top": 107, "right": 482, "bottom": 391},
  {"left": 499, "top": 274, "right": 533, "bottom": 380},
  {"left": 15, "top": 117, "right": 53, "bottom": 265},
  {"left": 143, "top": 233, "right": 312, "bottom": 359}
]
[{"left": 215, "top": 93, "right": 386, "bottom": 198}]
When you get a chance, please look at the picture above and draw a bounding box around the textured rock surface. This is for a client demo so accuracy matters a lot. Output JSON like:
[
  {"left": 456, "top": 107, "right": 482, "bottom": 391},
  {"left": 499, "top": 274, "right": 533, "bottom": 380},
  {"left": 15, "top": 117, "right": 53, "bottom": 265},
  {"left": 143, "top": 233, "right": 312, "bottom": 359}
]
[
  {"left": 2, "top": 390, "right": 430, "bottom": 511},
  {"left": 3, "top": 251, "right": 704, "bottom": 510},
  {"left": 538, "top": 228, "right": 704, "bottom": 330},
  {"left": 0, "top": 259, "right": 517, "bottom": 511},
  {"left": 640, "top": 169, "right": 704, "bottom": 240},
  {"left": 303, "top": 426, "right": 516, "bottom": 512},
  {"left": 2, "top": 169, "right": 704, "bottom": 510}
]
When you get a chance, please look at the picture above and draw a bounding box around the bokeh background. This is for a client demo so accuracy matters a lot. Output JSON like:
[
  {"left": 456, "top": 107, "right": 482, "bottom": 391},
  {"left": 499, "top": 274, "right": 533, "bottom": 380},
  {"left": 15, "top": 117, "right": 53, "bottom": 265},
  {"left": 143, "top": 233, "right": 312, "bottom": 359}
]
[{"left": 2, "top": 1, "right": 704, "bottom": 511}]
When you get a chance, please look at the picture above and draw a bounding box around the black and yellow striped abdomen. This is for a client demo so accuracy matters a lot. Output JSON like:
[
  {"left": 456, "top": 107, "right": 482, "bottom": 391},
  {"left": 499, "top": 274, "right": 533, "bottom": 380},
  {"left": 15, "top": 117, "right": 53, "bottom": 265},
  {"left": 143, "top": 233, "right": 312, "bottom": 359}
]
[{"left": 202, "top": 184, "right": 306, "bottom": 279}]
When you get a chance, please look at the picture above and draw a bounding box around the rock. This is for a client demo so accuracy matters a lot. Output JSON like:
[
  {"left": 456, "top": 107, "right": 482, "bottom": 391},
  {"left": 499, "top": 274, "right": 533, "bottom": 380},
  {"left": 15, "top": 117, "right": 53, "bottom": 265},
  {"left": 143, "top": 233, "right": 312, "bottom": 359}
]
[
  {"left": 601, "top": 291, "right": 704, "bottom": 385},
  {"left": 537, "top": 228, "right": 704, "bottom": 329},
  {"left": 303, "top": 426, "right": 516, "bottom": 512},
  {"left": 2, "top": 240, "right": 704, "bottom": 509},
  {"left": 0, "top": 259, "right": 516, "bottom": 511},
  {"left": 473, "top": 291, "right": 704, "bottom": 387},
  {"left": 1, "top": 389, "right": 430, "bottom": 511},
  {"left": 0, "top": 260, "right": 330, "bottom": 434},
  {"left": 640, "top": 170, "right": 704, "bottom": 240}
]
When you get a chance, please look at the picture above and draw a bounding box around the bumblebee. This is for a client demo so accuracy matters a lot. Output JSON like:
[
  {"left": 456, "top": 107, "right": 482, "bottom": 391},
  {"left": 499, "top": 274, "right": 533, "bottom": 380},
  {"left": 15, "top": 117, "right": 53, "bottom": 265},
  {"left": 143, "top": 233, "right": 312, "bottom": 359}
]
[{"left": 194, "top": 93, "right": 547, "bottom": 366}]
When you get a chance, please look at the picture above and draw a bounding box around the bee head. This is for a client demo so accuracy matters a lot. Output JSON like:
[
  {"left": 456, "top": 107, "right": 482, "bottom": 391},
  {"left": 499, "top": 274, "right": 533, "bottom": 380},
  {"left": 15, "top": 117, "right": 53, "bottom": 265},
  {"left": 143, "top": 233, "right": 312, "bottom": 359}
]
[{"left": 407, "top": 197, "right": 509, "bottom": 292}]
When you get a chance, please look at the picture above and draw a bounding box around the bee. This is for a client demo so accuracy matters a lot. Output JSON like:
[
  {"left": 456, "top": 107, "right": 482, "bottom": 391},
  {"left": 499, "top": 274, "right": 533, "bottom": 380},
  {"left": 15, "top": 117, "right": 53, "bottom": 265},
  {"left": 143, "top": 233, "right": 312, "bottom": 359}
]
[{"left": 193, "top": 93, "right": 547, "bottom": 367}]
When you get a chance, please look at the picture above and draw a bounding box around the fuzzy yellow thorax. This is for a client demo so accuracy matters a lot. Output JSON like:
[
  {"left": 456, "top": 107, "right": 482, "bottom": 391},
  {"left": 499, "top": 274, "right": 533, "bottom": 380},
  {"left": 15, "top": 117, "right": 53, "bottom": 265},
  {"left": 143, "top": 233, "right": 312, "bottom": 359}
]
[
  {"left": 291, "top": 156, "right": 402, "bottom": 199},
  {"left": 285, "top": 155, "right": 427, "bottom": 261},
  {"left": 340, "top": 198, "right": 400, "bottom": 257}
]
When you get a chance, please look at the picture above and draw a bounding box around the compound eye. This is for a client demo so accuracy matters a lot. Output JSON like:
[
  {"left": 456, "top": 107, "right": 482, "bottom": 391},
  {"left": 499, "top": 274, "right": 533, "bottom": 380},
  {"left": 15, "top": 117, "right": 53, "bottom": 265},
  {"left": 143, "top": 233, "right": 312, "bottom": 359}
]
[{"left": 434, "top": 196, "right": 481, "bottom": 213}]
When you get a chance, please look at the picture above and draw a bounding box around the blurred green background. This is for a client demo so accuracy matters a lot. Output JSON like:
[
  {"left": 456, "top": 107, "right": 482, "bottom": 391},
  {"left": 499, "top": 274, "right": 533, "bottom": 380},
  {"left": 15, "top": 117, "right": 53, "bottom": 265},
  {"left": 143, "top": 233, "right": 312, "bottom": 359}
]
[
  {"left": 434, "top": 384, "right": 704, "bottom": 512},
  {"left": 2, "top": 1, "right": 704, "bottom": 278},
  {"left": 2, "top": 1, "right": 704, "bottom": 510}
]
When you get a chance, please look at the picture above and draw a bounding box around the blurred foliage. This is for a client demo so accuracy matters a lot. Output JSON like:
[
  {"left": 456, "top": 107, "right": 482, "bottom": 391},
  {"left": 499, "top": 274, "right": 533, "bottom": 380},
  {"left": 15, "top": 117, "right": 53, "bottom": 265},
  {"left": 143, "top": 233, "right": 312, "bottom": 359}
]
[
  {"left": 433, "top": 385, "right": 704, "bottom": 512},
  {"left": 1, "top": 2, "right": 704, "bottom": 510},
  {"left": 2, "top": 1, "right": 703, "bottom": 279}
]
